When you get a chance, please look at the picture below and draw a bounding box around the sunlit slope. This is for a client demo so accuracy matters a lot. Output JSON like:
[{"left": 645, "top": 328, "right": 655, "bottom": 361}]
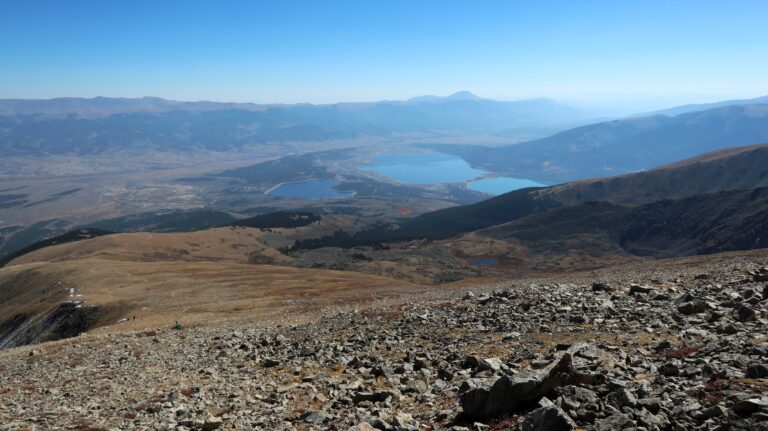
[
  {"left": 0, "top": 224, "right": 422, "bottom": 347},
  {"left": 0, "top": 257, "right": 416, "bottom": 339},
  {"left": 7, "top": 227, "right": 288, "bottom": 266}
]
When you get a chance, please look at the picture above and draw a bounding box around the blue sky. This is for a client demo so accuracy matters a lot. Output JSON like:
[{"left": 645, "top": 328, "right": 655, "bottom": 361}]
[{"left": 1, "top": 0, "right": 767, "bottom": 110}]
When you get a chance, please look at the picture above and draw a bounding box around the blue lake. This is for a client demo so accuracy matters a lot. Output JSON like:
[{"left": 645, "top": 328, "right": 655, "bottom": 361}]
[
  {"left": 360, "top": 152, "right": 545, "bottom": 195},
  {"left": 468, "top": 177, "right": 545, "bottom": 195},
  {"left": 472, "top": 258, "right": 498, "bottom": 266},
  {"left": 360, "top": 152, "right": 486, "bottom": 184},
  {"left": 268, "top": 179, "right": 352, "bottom": 200}
]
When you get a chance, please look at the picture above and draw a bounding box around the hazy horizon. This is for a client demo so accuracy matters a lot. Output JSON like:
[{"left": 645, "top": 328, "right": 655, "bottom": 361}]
[
  {"left": 3, "top": 90, "right": 767, "bottom": 116},
  {"left": 2, "top": 0, "right": 767, "bottom": 112}
]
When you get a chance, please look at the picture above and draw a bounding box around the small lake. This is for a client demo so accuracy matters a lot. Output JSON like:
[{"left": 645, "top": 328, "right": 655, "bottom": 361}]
[
  {"left": 268, "top": 179, "right": 352, "bottom": 200},
  {"left": 360, "top": 152, "right": 486, "bottom": 184},
  {"left": 468, "top": 177, "right": 545, "bottom": 195},
  {"left": 471, "top": 258, "right": 498, "bottom": 266}
]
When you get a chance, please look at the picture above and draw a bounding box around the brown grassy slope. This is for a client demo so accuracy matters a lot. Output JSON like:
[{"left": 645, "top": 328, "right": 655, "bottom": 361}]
[
  {"left": 0, "top": 258, "right": 418, "bottom": 333},
  {"left": 7, "top": 213, "right": 368, "bottom": 267},
  {"left": 7, "top": 227, "right": 289, "bottom": 266},
  {"left": 7, "top": 224, "right": 493, "bottom": 285},
  {"left": 2, "top": 225, "right": 442, "bottom": 335}
]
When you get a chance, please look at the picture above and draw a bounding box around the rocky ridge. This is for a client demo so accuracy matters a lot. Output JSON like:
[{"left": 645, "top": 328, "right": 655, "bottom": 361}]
[{"left": 0, "top": 256, "right": 766, "bottom": 430}]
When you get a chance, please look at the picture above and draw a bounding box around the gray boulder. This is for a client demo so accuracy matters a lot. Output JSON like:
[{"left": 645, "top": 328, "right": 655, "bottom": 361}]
[
  {"left": 521, "top": 398, "right": 576, "bottom": 431},
  {"left": 459, "top": 353, "right": 597, "bottom": 422},
  {"left": 746, "top": 363, "right": 768, "bottom": 378},
  {"left": 677, "top": 298, "right": 708, "bottom": 315},
  {"left": 594, "top": 413, "right": 635, "bottom": 431}
]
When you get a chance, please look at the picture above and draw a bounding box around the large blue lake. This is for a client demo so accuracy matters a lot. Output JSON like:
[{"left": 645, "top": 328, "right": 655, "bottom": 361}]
[
  {"left": 268, "top": 179, "right": 352, "bottom": 200},
  {"left": 360, "top": 152, "right": 544, "bottom": 194},
  {"left": 360, "top": 152, "right": 486, "bottom": 184}
]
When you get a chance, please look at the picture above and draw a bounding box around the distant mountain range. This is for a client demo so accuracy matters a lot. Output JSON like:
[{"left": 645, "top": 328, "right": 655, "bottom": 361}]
[
  {"left": 441, "top": 103, "right": 768, "bottom": 182},
  {"left": 0, "top": 93, "right": 600, "bottom": 156},
  {"left": 4, "top": 93, "right": 768, "bottom": 175},
  {"left": 0, "top": 96, "right": 263, "bottom": 117},
  {"left": 639, "top": 94, "right": 768, "bottom": 117}
]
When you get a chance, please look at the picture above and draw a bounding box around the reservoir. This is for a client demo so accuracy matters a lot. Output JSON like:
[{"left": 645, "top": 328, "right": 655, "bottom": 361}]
[
  {"left": 360, "top": 152, "right": 485, "bottom": 184},
  {"left": 360, "top": 151, "right": 545, "bottom": 195},
  {"left": 471, "top": 258, "right": 498, "bottom": 266}
]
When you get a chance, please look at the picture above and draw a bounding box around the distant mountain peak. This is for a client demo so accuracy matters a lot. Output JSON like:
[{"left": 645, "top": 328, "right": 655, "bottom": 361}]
[
  {"left": 408, "top": 91, "right": 484, "bottom": 103},
  {"left": 446, "top": 91, "right": 483, "bottom": 101}
]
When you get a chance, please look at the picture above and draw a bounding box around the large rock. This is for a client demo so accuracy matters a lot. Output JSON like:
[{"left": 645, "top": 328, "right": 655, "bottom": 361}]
[
  {"left": 477, "top": 357, "right": 506, "bottom": 373},
  {"left": 591, "top": 282, "right": 612, "bottom": 292},
  {"left": 202, "top": 416, "right": 223, "bottom": 431},
  {"left": 658, "top": 362, "right": 680, "bottom": 377},
  {"left": 746, "top": 363, "right": 768, "bottom": 378},
  {"left": 636, "top": 408, "right": 669, "bottom": 429},
  {"left": 353, "top": 390, "right": 399, "bottom": 404},
  {"left": 556, "top": 385, "right": 601, "bottom": 413},
  {"left": 676, "top": 297, "right": 708, "bottom": 315},
  {"left": 520, "top": 398, "right": 576, "bottom": 431},
  {"left": 733, "top": 397, "right": 768, "bottom": 417},
  {"left": 459, "top": 353, "right": 597, "bottom": 422},
  {"left": 629, "top": 284, "right": 652, "bottom": 295},
  {"left": 735, "top": 305, "right": 757, "bottom": 322},
  {"left": 594, "top": 413, "right": 635, "bottom": 431},
  {"left": 605, "top": 388, "right": 637, "bottom": 409}
]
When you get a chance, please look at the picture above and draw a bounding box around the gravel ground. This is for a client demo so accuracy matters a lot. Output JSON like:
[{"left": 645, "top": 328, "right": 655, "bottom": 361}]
[{"left": 0, "top": 253, "right": 766, "bottom": 430}]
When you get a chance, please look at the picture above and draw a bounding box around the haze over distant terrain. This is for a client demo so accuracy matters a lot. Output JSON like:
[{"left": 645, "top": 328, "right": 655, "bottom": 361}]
[
  {"left": 3, "top": 1, "right": 768, "bottom": 107},
  {"left": 2, "top": 92, "right": 768, "bottom": 262},
  {"left": 0, "top": 92, "right": 602, "bottom": 156},
  {"left": 442, "top": 103, "right": 768, "bottom": 182}
]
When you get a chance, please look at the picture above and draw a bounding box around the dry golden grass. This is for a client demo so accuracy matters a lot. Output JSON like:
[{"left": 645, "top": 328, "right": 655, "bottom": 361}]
[
  {"left": 6, "top": 222, "right": 764, "bottom": 341},
  {"left": 0, "top": 256, "right": 419, "bottom": 333},
  {"left": 740, "top": 378, "right": 768, "bottom": 391},
  {"left": 0, "top": 224, "right": 494, "bottom": 337},
  {"left": 8, "top": 227, "right": 289, "bottom": 266}
]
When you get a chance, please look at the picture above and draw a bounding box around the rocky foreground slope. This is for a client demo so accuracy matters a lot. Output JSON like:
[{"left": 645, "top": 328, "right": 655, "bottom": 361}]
[{"left": 1, "top": 254, "right": 767, "bottom": 430}]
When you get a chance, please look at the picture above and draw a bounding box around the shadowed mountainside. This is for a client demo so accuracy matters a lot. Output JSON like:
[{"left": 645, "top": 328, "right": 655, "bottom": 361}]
[
  {"left": 538, "top": 143, "right": 768, "bottom": 205},
  {"left": 472, "top": 187, "right": 768, "bottom": 265},
  {"left": 442, "top": 104, "right": 768, "bottom": 182}
]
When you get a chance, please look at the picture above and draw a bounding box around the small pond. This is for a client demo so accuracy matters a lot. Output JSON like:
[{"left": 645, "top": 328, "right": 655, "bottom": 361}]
[{"left": 471, "top": 258, "right": 498, "bottom": 266}]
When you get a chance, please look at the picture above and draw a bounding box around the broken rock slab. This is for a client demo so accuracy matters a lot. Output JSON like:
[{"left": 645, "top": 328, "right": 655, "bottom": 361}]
[
  {"left": 459, "top": 352, "right": 599, "bottom": 422},
  {"left": 520, "top": 397, "right": 576, "bottom": 431}
]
